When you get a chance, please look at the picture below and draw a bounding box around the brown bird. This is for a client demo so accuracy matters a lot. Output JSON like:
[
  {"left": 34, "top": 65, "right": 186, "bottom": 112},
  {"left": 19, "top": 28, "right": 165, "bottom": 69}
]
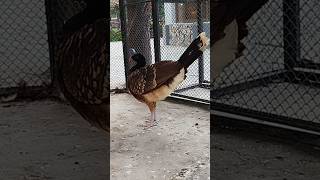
[
  {"left": 57, "top": 1, "right": 109, "bottom": 132},
  {"left": 211, "top": 0, "right": 268, "bottom": 81},
  {"left": 128, "top": 32, "right": 208, "bottom": 128}
]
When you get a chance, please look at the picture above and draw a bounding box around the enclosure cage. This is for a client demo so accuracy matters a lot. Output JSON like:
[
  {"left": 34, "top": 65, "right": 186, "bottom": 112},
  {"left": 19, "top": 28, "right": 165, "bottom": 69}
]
[
  {"left": 0, "top": 0, "right": 52, "bottom": 98},
  {"left": 0, "top": 0, "right": 93, "bottom": 100},
  {"left": 212, "top": 0, "right": 320, "bottom": 135},
  {"left": 116, "top": 0, "right": 210, "bottom": 104}
]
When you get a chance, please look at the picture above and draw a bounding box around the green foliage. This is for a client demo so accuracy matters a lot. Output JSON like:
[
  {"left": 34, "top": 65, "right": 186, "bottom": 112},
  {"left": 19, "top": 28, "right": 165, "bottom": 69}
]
[
  {"left": 159, "top": 3, "right": 165, "bottom": 20},
  {"left": 110, "top": 28, "right": 122, "bottom": 42},
  {"left": 110, "top": 0, "right": 119, "bottom": 18}
]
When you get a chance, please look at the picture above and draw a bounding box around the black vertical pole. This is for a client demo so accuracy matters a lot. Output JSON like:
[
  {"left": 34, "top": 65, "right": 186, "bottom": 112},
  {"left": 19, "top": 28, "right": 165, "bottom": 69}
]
[
  {"left": 44, "top": 0, "right": 56, "bottom": 88},
  {"left": 197, "top": 0, "right": 204, "bottom": 84},
  {"left": 119, "top": 0, "right": 129, "bottom": 88},
  {"left": 152, "top": 0, "right": 161, "bottom": 63},
  {"left": 283, "top": 0, "right": 300, "bottom": 71}
]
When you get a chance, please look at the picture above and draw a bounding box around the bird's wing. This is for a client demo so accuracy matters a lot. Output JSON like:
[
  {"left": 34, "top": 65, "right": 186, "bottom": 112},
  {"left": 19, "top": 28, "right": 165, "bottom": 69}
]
[
  {"left": 128, "top": 61, "right": 183, "bottom": 95},
  {"left": 57, "top": 18, "right": 109, "bottom": 131},
  {"left": 58, "top": 19, "right": 108, "bottom": 104}
]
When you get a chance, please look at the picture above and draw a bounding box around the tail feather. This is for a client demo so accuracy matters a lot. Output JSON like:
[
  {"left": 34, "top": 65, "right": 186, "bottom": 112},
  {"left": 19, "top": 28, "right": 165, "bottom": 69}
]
[{"left": 177, "top": 32, "right": 209, "bottom": 69}]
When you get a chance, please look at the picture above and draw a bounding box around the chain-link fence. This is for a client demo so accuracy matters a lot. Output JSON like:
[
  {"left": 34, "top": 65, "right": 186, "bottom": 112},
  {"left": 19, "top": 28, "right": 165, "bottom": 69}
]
[
  {"left": 45, "top": 0, "right": 87, "bottom": 85},
  {"left": 110, "top": 0, "right": 126, "bottom": 89},
  {"left": 0, "top": 0, "right": 51, "bottom": 96},
  {"left": 116, "top": 0, "right": 210, "bottom": 103},
  {"left": 212, "top": 0, "right": 320, "bottom": 134},
  {"left": 0, "top": 0, "right": 88, "bottom": 99},
  {"left": 111, "top": 0, "right": 155, "bottom": 90},
  {"left": 160, "top": 0, "right": 210, "bottom": 103}
]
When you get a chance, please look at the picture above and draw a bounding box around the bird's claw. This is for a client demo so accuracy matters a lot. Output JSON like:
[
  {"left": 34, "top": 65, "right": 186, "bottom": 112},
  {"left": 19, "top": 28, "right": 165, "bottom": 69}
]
[{"left": 142, "top": 120, "right": 158, "bottom": 130}]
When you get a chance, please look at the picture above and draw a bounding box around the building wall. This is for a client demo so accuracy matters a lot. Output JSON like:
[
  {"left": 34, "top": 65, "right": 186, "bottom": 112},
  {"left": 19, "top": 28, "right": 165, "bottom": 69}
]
[
  {"left": 163, "top": 1, "right": 210, "bottom": 46},
  {"left": 164, "top": 22, "right": 210, "bottom": 46}
]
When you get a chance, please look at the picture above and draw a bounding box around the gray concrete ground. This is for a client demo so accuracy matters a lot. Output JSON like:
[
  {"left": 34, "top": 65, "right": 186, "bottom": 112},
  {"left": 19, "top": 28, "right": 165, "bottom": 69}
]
[
  {"left": 110, "top": 93, "right": 210, "bottom": 180},
  {"left": 0, "top": 100, "right": 108, "bottom": 180},
  {"left": 111, "top": 93, "right": 320, "bottom": 180},
  {"left": 1, "top": 95, "right": 320, "bottom": 180},
  {"left": 213, "top": 128, "right": 320, "bottom": 180}
]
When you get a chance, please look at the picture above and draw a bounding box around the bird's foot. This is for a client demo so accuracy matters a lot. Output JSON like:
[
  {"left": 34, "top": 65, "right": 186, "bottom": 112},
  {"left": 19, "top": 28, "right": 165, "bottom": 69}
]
[{"left": 142, "top": 120, "right": 158, "bottom": 130}]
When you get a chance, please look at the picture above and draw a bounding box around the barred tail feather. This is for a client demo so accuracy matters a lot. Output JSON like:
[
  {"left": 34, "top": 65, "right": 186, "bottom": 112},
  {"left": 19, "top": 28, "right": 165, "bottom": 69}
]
[{"left": 177, "top": 32, "right": 209, "bottom": 69}]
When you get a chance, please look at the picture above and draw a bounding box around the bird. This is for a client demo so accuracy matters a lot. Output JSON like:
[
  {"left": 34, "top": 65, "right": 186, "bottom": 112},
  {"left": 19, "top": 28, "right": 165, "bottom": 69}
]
[
  {"left": 127, "top": 32, "right": 209, "bottom": 128},
  {"left": 211, "top": 0, "right": 268, "bottom": 82},
  {"left": 56, "top": 1, "right": 109, "bottom": 132}
]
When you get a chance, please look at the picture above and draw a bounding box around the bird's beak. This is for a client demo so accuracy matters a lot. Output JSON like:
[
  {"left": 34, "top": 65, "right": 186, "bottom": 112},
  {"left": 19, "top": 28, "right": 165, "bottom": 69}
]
[
  {"left": 128, "top": 48, "right": 137, "bottom": 63},
  {"left": 128, "top": 48, "right": 137, "bottom": 56}
]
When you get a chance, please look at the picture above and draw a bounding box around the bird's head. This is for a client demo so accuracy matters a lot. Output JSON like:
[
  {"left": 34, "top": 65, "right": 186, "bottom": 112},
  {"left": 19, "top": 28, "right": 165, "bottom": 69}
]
[
  {"left": 63, "top": 0, "right": 107, "bottom": 34},
  {"left": 128, "top": 48, "right": 146, "bottom": 68}
]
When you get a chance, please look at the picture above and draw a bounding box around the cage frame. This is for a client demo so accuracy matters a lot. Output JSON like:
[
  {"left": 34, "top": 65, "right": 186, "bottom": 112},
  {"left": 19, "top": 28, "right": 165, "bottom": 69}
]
[
  {"left": 119, "top": 0, "right": 210, "bottom": 104},
  {"left": 211, "top": 0, "right": 320, "bottom": 135}
]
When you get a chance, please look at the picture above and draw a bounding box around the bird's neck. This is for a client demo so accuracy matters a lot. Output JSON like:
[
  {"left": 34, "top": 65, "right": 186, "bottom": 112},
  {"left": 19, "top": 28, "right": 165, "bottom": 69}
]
[
  {"left": 63, "top": 2, "right": 107, "bottom": 34},
  {"left": 129, "top": 63, "right": 145, "bottom": 73}
]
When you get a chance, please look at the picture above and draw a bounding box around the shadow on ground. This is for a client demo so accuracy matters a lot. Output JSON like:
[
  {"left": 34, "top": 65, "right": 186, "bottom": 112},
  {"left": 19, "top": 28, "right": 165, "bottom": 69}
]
[
  {"left": 0, "top": 100, "right": 108, "bottom": 180},
  {"left": 212, "top": 127, "right": 320, "bottom": 180}
]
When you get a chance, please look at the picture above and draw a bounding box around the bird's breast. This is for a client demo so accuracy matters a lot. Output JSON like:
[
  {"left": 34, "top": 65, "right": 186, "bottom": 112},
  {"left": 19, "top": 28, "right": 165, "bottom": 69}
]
[{"left": 142, "top": 68, "right": 185, "bottom": 102}]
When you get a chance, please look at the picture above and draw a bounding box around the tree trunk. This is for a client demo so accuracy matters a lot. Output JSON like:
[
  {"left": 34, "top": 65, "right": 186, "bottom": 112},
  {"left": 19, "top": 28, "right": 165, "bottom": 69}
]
[{"left": 127, "top": 1, "right": 152, "bottom": 65}]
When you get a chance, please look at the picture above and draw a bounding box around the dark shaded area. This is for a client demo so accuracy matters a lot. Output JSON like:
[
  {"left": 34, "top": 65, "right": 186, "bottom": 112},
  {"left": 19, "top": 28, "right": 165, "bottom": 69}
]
[
  {"left": 211, "top": 0, "right": 268, "bottom": 56},
  {"left": 0, "top": 100, "right": 108, "bottom": 179},
  {"left": 63, "top": 0, "right": 108, "bottom": 34},
  {"left": 212, "top": 124, "right": 320, "bottom": 180},
  {"left": 1, "top": 0, "right": 109, "bottom": 178}
]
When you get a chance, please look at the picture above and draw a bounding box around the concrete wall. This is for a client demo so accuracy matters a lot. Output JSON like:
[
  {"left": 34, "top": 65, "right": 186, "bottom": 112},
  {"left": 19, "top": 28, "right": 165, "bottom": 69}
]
[{"left": 164, "top": 22, "right": 210, "bottom": 46}]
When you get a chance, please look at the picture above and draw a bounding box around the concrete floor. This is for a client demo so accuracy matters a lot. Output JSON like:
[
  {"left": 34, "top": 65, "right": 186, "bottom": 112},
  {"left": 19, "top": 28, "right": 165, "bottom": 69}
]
[
  {"left": 110, "top": 93, "right": 210, "bottom": 180},
  {"left": 213, "top": 128, "right": 320, "bottom": 180},
  {"left": 0, "top": 100, "right": 108, "bottom": 180},
  {"left": 1, "top": 95, "right": 320, "bottom": 179}
]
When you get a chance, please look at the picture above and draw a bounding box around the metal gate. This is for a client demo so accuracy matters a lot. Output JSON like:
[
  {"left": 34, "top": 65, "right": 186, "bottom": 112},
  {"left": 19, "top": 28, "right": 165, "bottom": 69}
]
[
  {"left": 118, "top": 0, "right": 210, "bottom": 104},
  {"left": 212, "top": 0, "right": 320, "bottom": 134}
]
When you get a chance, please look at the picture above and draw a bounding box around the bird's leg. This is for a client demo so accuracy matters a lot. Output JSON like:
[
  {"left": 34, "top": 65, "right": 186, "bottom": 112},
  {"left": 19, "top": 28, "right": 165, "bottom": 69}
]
[
  {"left": 153, "top": 107, "right": 157, "bottom": 124},
  {"left": 151, "top": 105, "right": 158, "bottom": 126},
  {"left": 152, "top": 102, "right": 157, "bottom": 124},
  {"left": 144, "top": 102, "right": 157, "bottom": 129}
]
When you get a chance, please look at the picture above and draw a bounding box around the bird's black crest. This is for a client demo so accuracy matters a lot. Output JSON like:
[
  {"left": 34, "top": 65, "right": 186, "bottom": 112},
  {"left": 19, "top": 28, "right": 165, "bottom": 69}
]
[{"left": 132, "top": 53, "right": 146, "bottom": 65}]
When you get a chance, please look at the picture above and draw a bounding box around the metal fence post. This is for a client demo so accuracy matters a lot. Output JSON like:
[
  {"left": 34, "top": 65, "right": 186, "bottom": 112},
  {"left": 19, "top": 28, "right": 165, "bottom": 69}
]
[
  {"left": 44, "top": 0, "right": 56, "bottom": 88},
  {"left": 152, "top": 0, "right": 161, "bottom": 63},
  {"left": 283, "top": 0, "right": 300, "bottom": 71},
  {"left": 119, "top": 0, "right": 129, "bottom": 88},
  {"left": 197, "top": 0, "right": 204, "bottom": 84}
]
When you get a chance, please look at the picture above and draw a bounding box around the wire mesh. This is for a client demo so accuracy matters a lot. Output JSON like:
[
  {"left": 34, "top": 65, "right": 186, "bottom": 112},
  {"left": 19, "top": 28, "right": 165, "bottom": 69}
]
[
  {"left": 110, "top": 15, "right": 126, "bottom": 89},
  {"left": 0, "top": 0, "right": 89, "bottom": 98},
  {"left": 160, "top": 0, "right": 210, "bottom": 103},
  {"left": 300, "top": 1, "right": 320, "bottom": 64},
  {"left": 46, "top": 0, "right": 87, "bottom": 84},
  {"left": 212, "top": 0, "right": 320, "bottom": 132},
  {"left": 48, "top": 0, "right": 86, "bottom": 47},
  {"left": 110, "top": 0, "right": 147, "bottom": 90},
  {"left": 111, "top": 0, "right": 154, "bottom": 89},
  {"left": 116, "top": 0, "right": 210, "bottom": 103},
  {"left": 0, "top": 0, "right": 51, "bottom": 94}
]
